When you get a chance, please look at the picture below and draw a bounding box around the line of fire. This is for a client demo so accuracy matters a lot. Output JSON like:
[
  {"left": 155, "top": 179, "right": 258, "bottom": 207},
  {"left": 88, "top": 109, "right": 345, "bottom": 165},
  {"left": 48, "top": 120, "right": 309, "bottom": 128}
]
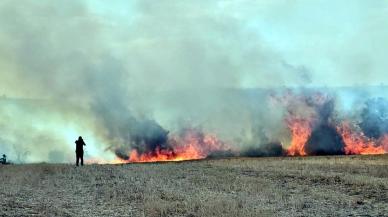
[
  {"left": 1, "top": 87, "right": 387, "bottom": 164},
  {"left": 109, "top": 89, "right": 388, "bottom": 163}
]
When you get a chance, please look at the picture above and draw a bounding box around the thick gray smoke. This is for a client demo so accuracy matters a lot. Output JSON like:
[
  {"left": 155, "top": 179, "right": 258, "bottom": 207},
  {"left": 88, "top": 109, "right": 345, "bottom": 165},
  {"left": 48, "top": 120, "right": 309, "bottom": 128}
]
[
  {"left": 0, "top": 1, "right": 387, "bottom": 162},
  {"left": 360, "top": 98, "right": 388, "bottom": 139}
]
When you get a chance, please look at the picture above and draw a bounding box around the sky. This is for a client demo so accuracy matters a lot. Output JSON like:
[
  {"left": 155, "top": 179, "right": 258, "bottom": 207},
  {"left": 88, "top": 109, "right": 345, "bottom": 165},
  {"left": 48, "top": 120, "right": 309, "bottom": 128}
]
[{"left": 0, "top": 0, "right": 387, "bottom": 162}]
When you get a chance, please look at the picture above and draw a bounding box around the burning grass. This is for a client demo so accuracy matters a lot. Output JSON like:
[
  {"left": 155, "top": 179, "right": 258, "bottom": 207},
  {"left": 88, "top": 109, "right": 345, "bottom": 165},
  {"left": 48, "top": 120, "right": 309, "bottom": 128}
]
[
  {"left": 111, "top": 128, "right": 233, "bottom": 163},
  {"left": 1, "top": 155, "right": 387, "bottom": 217},
  {"left": 103, "top": 93, "right": 388, "bottom": 164}
]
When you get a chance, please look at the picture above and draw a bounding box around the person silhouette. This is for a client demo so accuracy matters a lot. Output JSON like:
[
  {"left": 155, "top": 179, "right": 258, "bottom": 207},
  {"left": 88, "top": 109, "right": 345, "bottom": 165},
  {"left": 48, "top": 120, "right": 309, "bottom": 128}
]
[
  {"left": 75, "top": 136, "right": 86, "bottom": 166},
  {"left": 0, "top": 154, "right": 6, "bottom": 164}
]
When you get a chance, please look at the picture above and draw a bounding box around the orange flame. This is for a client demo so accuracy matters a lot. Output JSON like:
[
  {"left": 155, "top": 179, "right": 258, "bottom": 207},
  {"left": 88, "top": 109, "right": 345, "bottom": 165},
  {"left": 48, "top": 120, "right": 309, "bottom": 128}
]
[
  {"left": 337, "top": 122, "right": 386, "bottom": 155},
  {"left": 379, "top": 134, "right": 388, "bottom": 152},
  {"left": 128, "top": 148, "right": 176, "bottom": 162},
  {"left": 286, "top": 118, "right": 312, "bottom": 156},
  {"left": 126, "top": 129, "right": 230, "bottom": 163}
]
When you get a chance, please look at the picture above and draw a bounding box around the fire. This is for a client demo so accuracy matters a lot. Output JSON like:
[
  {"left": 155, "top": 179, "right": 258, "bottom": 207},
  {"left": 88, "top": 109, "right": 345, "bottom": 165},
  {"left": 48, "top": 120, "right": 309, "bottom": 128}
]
[
  {"left": 128, "top": 148, "right": 176, "bottom": 162},
  {"left": 286, "top": 118, "right": 312, "bottom": 156},
  {"left": 283, "top": 93, "right": 387, "bottom": 156},
  {"left": 379, "top": 134, "right": 388, "bottom": 152},
  {"left": 337, "top": 122, "right": 386, "bottom": 155},
  {"left": 125, "top": 129, "right": 231, "bottom": 163},
  {"left": 285, "top": 120, "right": 386, "bottom": 156}
]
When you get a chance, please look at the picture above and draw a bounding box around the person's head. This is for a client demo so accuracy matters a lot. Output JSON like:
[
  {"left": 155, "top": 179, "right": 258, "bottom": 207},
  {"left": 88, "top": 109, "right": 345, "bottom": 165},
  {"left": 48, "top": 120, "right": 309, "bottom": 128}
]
[
  {"left": 78, "top": 136, "right": 82, "bottom": 140},
  {"left": 2, "top": 154, "right": 5, "bottom": 158}
]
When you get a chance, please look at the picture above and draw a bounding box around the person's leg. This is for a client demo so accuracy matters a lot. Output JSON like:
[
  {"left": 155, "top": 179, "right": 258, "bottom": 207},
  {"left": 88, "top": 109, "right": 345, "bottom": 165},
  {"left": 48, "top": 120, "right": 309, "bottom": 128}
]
[
  {"left": 76, "top": 154, "right": 79, "bottom": 166},
  {"left": 81, "top": 154, "right": 84, "bottom": 166}
]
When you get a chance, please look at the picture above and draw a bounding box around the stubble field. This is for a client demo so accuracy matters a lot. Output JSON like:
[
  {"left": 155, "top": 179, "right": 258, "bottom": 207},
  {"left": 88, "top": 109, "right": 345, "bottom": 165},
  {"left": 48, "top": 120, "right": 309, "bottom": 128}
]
[{"left": 0, "top": 155, "right": 387, "bottom": 217}]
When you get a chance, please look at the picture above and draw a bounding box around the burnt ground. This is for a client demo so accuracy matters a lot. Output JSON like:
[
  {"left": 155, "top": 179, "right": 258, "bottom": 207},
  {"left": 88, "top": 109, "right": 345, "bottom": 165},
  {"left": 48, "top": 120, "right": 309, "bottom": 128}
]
[{"left": 0, "top": 155, "right": 387, "bottom": 217}]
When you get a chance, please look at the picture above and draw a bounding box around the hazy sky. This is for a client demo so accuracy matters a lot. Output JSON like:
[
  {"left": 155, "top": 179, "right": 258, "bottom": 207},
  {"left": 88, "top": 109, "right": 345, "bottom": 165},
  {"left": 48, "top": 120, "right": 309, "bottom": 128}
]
[{"left": 0, "top": 0, "right": 387, "bottom": 98}]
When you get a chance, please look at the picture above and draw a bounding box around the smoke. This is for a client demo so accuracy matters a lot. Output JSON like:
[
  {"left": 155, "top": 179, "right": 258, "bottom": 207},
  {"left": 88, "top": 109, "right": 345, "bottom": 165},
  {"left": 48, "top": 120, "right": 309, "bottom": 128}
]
[
  {"left": 303, "top": 96, "right": 346, "bottom": 155},
  {"left": 360, "top": 98, "right": 388, "bottom": 139},
  {"left": 241, "top": 142, "right": 285, "bottom": 157},
  {"left": 0, "top": 1, "right": 387, "bottom": 162},
  {"left": 306, "top": 125, "right": 345, "bottom": 155},
  {"left": 113, "top": 119, "right": 170, "bottom": 159}
]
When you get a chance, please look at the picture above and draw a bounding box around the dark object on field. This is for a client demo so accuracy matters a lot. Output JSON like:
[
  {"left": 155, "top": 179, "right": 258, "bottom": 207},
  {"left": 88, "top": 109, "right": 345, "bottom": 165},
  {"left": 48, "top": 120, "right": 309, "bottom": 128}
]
[
  {"left": 0, "top": 154, "right": 6, "bottom": 164},
  {"left": 75, "top": 136, "right": 86, "bottom": 166}
]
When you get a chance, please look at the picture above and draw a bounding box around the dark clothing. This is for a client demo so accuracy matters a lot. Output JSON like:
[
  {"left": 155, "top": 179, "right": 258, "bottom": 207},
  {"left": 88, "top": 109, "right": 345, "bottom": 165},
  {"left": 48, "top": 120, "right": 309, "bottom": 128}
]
[
  {"left": 76, "top": 152, "right": 83, "bottom": 166},
  {"left": 75, "top": 139, "right": 86, "bottom": 152},
  {"left": 75, "top": 138, "right": 86, "bottom": 166},
  {"left": 0, "top": 155, "right": 6, "bottom": 164}
]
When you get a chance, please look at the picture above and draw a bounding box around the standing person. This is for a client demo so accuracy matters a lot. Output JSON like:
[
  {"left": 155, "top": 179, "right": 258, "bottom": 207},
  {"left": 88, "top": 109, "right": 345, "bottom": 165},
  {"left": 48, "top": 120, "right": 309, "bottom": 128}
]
[
  {"left": 75, "top": 136, "right": 86, "bottom": 166},
  {"left": 0, "top": 154, "right": 6, "bottom": 164}
]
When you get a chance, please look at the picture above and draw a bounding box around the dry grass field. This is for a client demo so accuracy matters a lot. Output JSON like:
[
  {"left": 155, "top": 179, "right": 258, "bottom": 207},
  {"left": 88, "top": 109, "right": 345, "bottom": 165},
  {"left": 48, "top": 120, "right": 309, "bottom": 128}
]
[{"left": 0, "top": 155, "right": 387, "bottom": 217}]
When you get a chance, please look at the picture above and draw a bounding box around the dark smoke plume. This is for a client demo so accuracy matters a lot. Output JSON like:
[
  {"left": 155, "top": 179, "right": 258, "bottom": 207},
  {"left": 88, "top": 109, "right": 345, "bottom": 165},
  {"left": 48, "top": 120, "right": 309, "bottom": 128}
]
[
  {"left": 108, "top": 116, "right": 171, "bottom": 160},
  {"left": 241, "top": 142, "right": 285, "bottom": 157},
  {"left": 305, "top": 97, "right": 346, "bottom": 155},
  {"left": 127, "top": 119, "right": 170, "bottom": 155},
  {"left": 305, "top": 125, "right": 345, "bottom": 155},
  {"left": 360, "top": 97, "right": 388, "bottom": 139}
]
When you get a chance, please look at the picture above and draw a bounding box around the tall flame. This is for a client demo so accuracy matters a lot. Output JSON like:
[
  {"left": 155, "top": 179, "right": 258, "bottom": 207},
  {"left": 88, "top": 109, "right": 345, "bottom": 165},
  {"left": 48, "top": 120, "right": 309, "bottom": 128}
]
[
  {"left": 337, "top": 122, "right": 386, "bottom": 155},
  {"left": 285, "top": 120, "right": 386, "bottom": 156},
  {"left": 286, "top": 118, "right": 312, "bottom": 156}
]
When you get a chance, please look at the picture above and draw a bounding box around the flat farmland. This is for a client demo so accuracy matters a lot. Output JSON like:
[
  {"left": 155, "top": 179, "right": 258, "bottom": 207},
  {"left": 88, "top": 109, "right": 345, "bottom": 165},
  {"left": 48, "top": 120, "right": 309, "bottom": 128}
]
[{"left": 1, "top": 155, "right": 387, "bottom": 217}]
